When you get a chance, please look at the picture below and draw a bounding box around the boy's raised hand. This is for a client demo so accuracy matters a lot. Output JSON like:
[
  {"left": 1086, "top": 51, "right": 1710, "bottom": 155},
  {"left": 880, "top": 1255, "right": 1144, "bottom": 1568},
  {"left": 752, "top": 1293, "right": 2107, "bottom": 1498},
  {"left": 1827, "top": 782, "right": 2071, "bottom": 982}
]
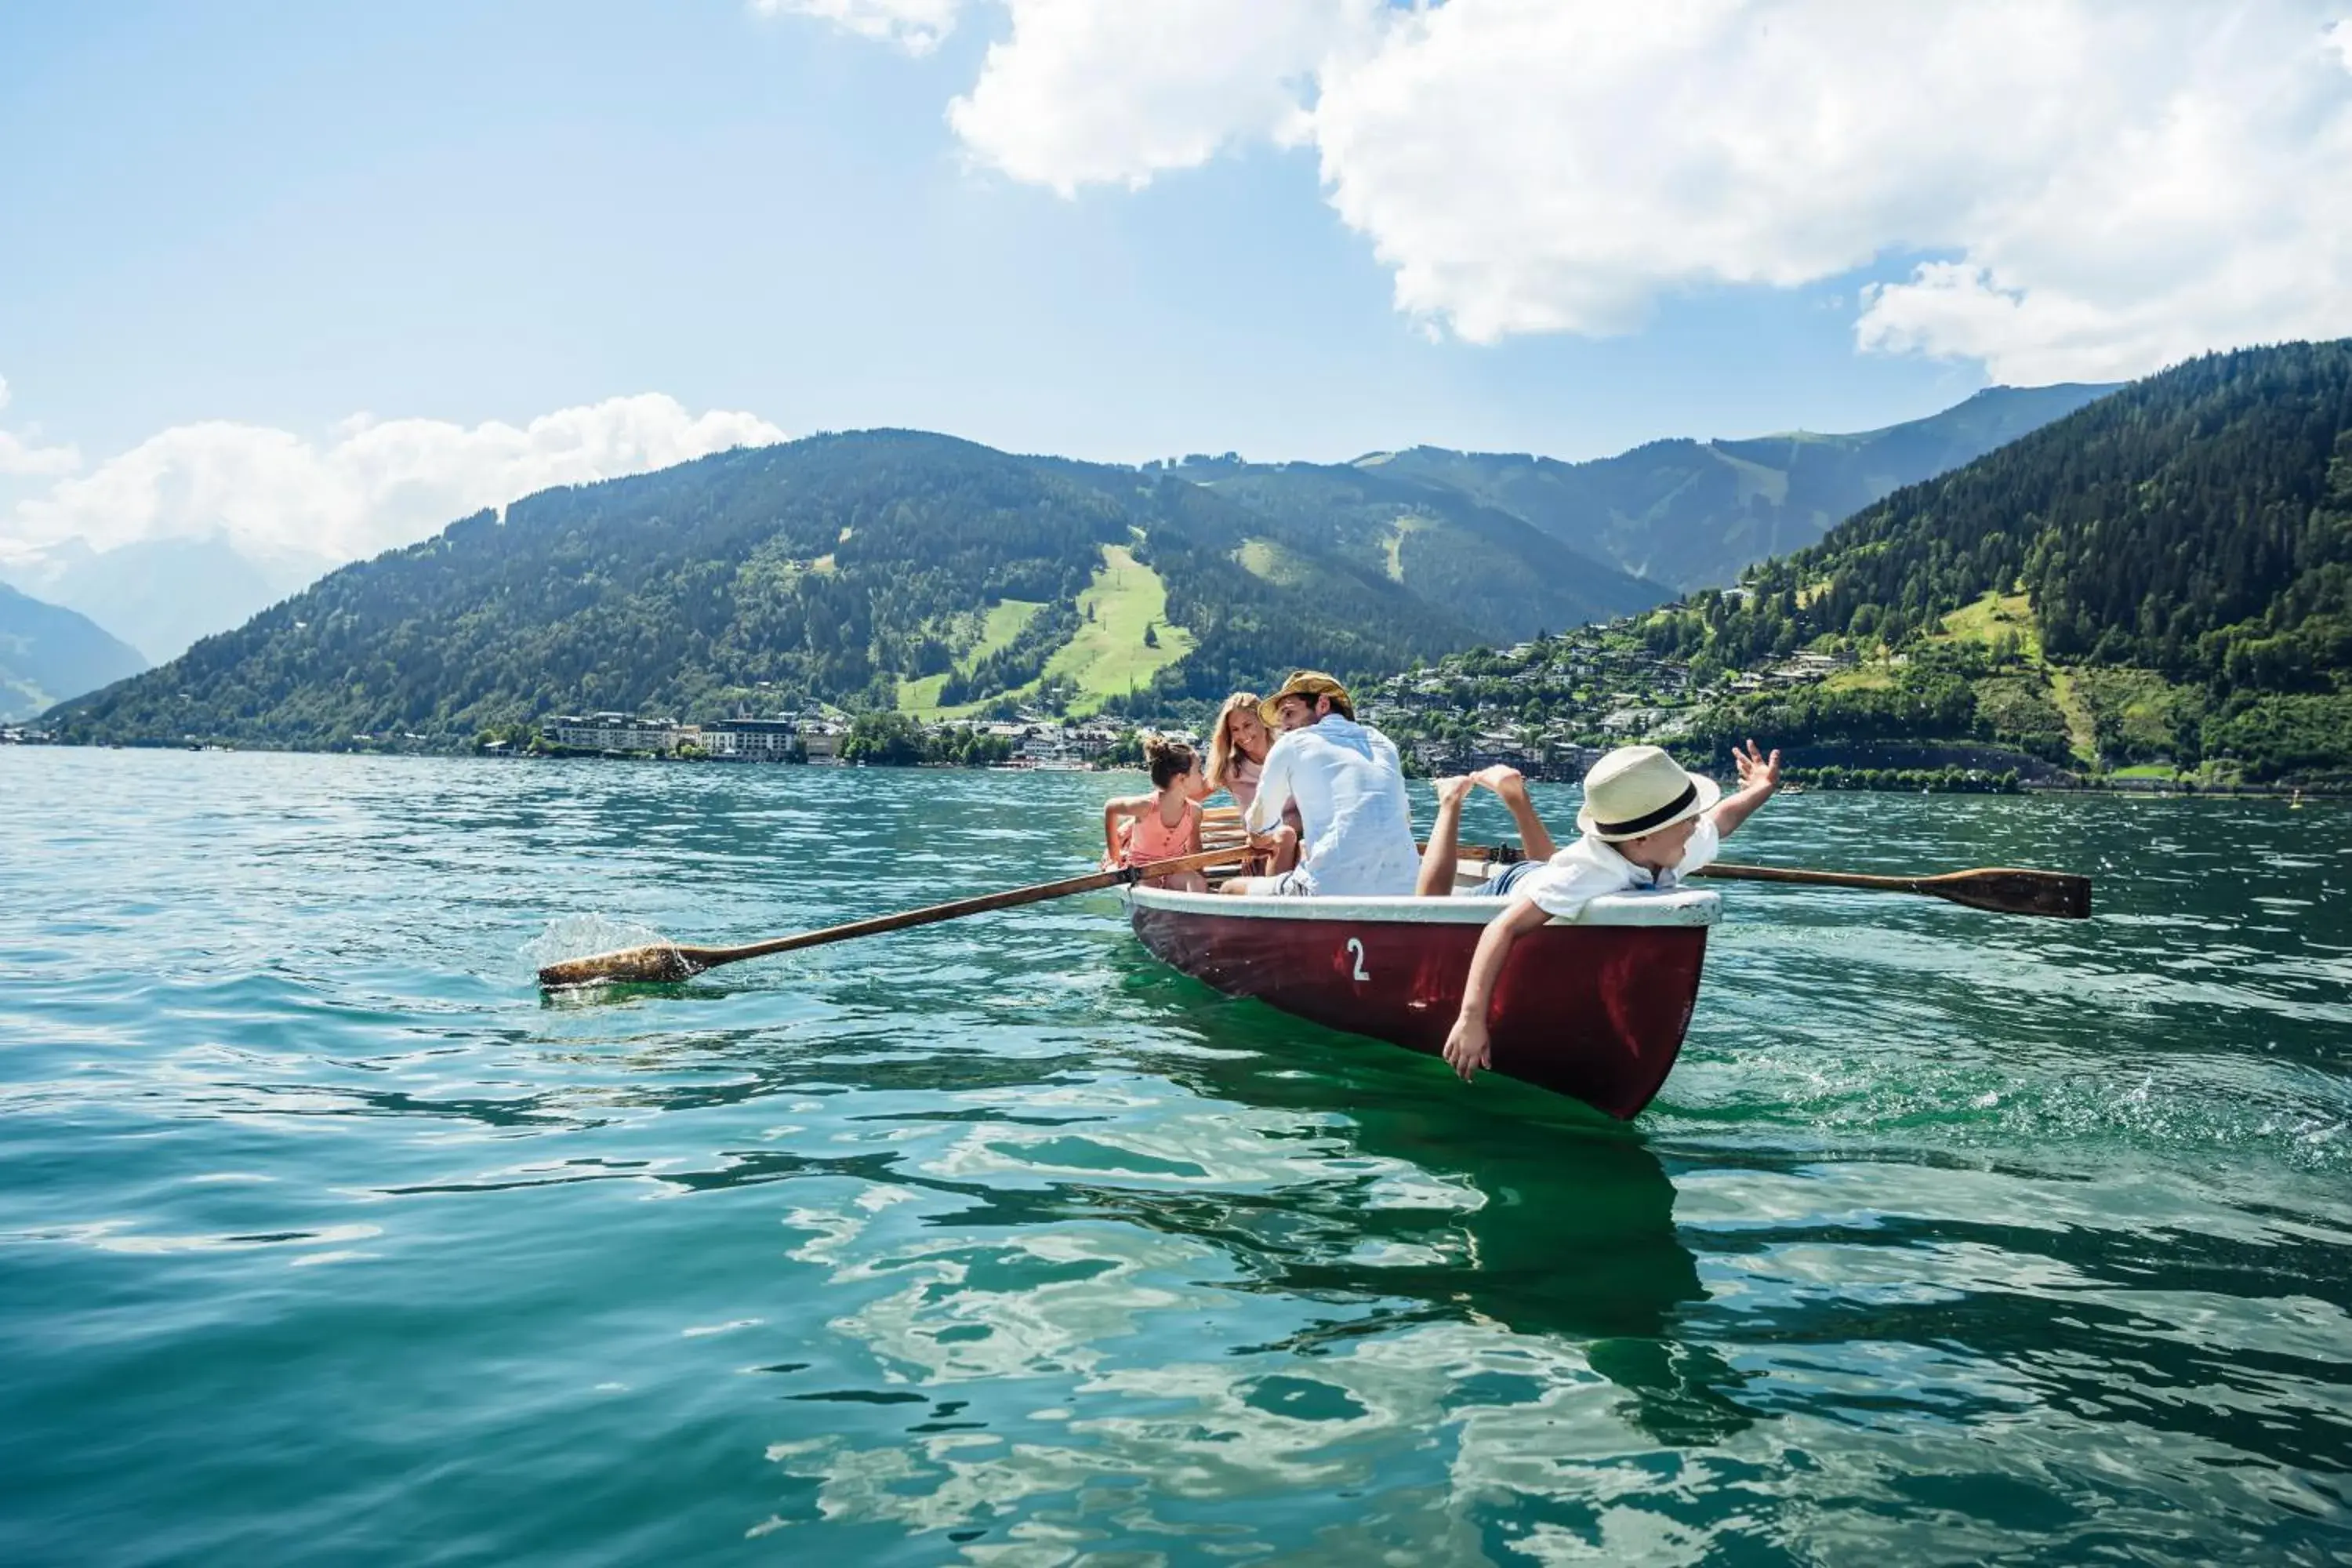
[{"left": 1734, "top": 739, "right": 1782, "bottom": 793}]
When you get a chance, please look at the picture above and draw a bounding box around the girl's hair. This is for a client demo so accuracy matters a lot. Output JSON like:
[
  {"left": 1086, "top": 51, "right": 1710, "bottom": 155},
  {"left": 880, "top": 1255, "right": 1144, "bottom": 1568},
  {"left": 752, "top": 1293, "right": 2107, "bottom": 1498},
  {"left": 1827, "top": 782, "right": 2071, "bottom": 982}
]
[
  {"left": 1203, "top": 691, "right": 1260, "bottom": 791},
  {"left": 1143, "top": 735, "right": 1198, "bottom": 789}
]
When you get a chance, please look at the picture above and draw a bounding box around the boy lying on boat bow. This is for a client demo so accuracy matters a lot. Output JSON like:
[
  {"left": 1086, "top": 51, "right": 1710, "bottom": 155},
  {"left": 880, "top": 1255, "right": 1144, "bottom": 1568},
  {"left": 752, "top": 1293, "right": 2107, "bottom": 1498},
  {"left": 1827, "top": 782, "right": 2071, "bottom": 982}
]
[{"left": 1438, "top": 742, "right": 1783, "bottom": 1083}]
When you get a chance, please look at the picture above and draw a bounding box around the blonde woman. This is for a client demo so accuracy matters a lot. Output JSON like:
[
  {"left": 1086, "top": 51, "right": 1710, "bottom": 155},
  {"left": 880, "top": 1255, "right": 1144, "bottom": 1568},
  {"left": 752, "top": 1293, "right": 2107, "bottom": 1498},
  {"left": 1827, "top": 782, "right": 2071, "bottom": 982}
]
[{"left": 1200, "top": 691, "right": 1301, "bottom": 873}]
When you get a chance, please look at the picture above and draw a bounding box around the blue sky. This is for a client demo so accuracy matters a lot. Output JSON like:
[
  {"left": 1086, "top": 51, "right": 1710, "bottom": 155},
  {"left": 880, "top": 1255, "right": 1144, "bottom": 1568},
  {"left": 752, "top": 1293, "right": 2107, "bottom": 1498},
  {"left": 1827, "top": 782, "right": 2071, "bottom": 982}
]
[
  {"left": 1, "top": 2, "right": 1977, "bottom": 463},
  {"left": 2, "top": 1, "right": 2347, "bottom": 565}
]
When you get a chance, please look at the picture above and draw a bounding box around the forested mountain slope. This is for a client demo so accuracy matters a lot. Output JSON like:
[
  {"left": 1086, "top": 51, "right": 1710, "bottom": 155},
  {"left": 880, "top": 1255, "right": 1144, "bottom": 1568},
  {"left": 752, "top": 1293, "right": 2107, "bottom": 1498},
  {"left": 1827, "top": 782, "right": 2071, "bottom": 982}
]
[
  {"left": 1368, "top": 383, "right": 2118, "bottom": 591},
  {"left": 42, "top": 432, "right": 1515, "bottom": 748},
  {"left": 1178, "top": 459, "right": 1666, "bottom": 636},
  {"left": 42, "top": 368, "right": 2213, "bottom": 757},
  {"left": 0, "top": 583, "right": 147, "bottom": 722},
  {"left": 1662, "top": 341, "right": 2352, "bottom": 780}
]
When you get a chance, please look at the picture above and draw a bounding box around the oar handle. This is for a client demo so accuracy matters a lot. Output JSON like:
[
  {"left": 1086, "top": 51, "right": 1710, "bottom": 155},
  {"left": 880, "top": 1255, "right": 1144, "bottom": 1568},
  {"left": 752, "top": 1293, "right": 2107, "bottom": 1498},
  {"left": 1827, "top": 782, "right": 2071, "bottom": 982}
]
[
  {"left": 1437, "top": 840, "right": 2089, "bottom": 919},
  {"left": 1693, "top": 862, "right": 1926, "bottom": 891},
  {"left": 537, "top": 844, "right": 1244, "bottom": 986},
  {"left": 696, "top": 844, "right": 1236, "bottom": 966},
  {"left": 1446, "top": 840, "right": 1955, "bottom": 890}
]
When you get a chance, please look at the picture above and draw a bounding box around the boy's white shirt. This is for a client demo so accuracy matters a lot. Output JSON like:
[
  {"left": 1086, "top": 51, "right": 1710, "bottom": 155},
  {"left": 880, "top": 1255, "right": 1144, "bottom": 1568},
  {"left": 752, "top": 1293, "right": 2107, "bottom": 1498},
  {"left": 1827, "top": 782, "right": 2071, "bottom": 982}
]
[
  {"left": 1245, "top": 714, "right": 1420, "bottom": 896},
  {"left": 1519, "top": 815, "right": 1722, "bottom": 920}
]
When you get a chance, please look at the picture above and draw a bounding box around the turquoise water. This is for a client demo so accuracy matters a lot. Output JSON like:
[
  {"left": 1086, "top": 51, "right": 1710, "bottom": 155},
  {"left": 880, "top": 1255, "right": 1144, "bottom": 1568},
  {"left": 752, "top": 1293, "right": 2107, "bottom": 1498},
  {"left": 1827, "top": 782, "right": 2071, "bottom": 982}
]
[{"left": 2, "top": 749, "right": 2347, "bottom": 1565}]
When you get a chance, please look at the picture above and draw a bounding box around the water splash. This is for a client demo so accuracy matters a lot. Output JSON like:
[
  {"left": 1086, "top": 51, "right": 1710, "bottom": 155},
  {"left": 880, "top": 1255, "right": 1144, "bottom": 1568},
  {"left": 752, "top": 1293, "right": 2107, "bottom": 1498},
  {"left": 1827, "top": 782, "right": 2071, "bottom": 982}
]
[{"left": 519, "top": 913, "right": 678, "bottom": 979}]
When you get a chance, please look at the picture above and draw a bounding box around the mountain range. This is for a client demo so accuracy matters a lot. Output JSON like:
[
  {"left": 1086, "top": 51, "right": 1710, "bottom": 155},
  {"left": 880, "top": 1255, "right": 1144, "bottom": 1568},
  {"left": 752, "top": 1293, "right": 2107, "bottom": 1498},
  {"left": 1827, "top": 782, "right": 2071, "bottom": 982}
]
[
  {"left": 37, "top": 382, "right": 2122, "bottom": 748},
  {"left": 1601, "top": 341, "right": 2342, "bottom": 782},
  {"left": 0, "top": 535, "right": 336, "bottom": 666},
  {"left": 42, "top": 434, "right": 1480, "bottom": 746},
  {"left": 1696, "top": 340, "right": 2351, "bottom": 780},
  {"left": 1328, "top": 382, "right": 2120, "bottom": 591},
  {"left": 0, "top": 583, "right": 147, "bottom": 723}
]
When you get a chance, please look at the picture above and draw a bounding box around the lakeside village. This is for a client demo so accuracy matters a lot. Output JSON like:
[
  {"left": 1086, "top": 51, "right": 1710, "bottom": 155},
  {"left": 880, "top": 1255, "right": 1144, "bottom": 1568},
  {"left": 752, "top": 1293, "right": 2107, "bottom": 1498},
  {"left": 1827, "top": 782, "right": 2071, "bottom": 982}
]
[
  {"left": 15, "top": 618, "right": 2305, "bottom": 794},
  {"left": 429, "top": 626, "right": 2026, "bottom": 792},
  {"left": 484, "top": 703, "right": 1611, "bottom": 776},
  {"left": 0, "top": 625, "right": 2039, "bottom": 792},
  {"left": 438, "top": 628, "right": 1722, "bottom": 780}
]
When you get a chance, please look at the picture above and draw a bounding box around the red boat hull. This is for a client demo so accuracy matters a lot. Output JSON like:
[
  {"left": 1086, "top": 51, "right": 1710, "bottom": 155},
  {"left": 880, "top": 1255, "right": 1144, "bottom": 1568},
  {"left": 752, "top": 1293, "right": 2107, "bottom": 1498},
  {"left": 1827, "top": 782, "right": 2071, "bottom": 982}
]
[{"left": 1127, "top": 890, "right": 1713, "bottom": 1120}]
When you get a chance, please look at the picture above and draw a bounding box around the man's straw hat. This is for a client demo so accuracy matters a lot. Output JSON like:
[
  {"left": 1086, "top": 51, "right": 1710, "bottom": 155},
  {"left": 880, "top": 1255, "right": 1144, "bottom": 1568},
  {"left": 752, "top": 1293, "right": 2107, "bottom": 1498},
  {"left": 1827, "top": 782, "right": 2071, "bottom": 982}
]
[
  {"left": 1260, "top": 670, "right": 1354, "bottom": 724},
  {"left": 1577, "top": 745, "right": 1721, "bottom": 842}
]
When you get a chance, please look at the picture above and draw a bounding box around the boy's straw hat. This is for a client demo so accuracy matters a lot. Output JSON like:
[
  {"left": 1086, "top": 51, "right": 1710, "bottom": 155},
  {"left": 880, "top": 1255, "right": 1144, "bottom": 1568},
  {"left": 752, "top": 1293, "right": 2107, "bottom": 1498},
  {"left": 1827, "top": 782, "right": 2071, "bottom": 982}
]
[
  {"left": 1259, "top": 670, "right": 1354, "bottom": 724},
  {"left": 1577, "top": 745, "right": 1721, "bottom": 842}
]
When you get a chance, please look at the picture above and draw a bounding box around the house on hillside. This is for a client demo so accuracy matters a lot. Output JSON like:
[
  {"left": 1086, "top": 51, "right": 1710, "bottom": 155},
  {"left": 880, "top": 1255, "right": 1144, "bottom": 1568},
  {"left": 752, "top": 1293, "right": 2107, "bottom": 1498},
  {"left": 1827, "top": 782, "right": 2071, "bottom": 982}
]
[
  {"left": 1600, "top": 705, "right": 1691, "bottom": 740},
  {"left": 1766, "top": 651, "right": 1848, "bottom": 685}
]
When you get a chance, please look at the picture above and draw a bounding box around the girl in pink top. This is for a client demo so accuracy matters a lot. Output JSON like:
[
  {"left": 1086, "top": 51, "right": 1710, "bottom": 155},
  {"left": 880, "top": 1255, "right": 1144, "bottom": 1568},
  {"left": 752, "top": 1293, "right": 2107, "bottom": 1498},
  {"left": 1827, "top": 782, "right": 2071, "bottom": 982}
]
[{"left": 1102, "top": 738, "right": 1209, "bottom": 891}]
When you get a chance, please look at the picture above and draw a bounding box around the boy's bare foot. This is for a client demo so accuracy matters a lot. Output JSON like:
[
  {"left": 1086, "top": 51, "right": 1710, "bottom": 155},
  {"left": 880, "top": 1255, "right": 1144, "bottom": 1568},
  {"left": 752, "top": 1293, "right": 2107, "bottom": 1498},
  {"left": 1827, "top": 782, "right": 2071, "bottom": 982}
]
[
  {"left": 1435, "top": 775, "right": 1475, "bottom": 807},
  {"left": 1472, "top": 764, "right": 1524, "bottom": 793},
  {"left": 1473, "top": 760, "right": 1556, "bottom": 862}
]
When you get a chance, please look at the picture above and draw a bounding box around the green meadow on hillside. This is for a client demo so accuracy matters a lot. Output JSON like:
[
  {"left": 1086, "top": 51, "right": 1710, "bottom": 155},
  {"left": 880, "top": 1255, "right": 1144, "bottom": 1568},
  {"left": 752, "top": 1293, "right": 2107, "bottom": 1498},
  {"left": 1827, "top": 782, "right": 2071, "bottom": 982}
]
[
  {"left": 897, "top": 598, "right": 1044, "bottom": 716},
  {"left": 896, "top": 545, "right": 1196, "bottom": 717},
  {"left": 1043, "top": 545, "right": 1196, "bottom": 708}
]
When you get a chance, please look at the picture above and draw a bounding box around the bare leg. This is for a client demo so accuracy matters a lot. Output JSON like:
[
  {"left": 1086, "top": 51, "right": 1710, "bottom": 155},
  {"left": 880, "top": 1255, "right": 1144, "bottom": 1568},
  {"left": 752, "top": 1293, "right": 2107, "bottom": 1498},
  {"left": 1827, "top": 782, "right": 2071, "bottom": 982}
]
[
  {"left": 1416, "top": 776, "right": 1476, "bottom": 897},
  {"left": 1475, "top": 764, "right": 1557, "bottom": 862},
  {"left": 1268, "top": 823, "right": 1300, "bottom": 873}
]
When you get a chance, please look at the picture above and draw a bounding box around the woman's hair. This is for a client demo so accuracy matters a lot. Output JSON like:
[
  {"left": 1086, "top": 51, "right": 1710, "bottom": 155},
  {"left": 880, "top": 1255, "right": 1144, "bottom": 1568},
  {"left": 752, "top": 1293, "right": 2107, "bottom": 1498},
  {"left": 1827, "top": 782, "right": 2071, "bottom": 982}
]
[
  {"left": 1203, "top": 691, "right": 1260, "bottom": 790},
  {"left": 1143, "top": 735, "right": 1198, "bottom": 790}
]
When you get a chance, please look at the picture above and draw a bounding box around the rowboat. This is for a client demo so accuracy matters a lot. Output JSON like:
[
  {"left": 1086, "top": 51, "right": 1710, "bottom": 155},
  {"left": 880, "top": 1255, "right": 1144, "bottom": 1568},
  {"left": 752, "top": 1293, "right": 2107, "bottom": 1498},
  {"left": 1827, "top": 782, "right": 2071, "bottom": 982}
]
[{"left": 1125, "top": 877, "right": 1719, "bottom": 1120}]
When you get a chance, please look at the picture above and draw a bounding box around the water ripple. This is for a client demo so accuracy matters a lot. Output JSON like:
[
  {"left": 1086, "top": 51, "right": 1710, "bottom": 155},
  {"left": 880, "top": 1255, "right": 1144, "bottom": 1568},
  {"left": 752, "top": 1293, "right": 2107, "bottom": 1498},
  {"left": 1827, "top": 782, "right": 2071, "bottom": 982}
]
[{"left": 0, "top": 748, "right": 2345, "bottom": 1564}]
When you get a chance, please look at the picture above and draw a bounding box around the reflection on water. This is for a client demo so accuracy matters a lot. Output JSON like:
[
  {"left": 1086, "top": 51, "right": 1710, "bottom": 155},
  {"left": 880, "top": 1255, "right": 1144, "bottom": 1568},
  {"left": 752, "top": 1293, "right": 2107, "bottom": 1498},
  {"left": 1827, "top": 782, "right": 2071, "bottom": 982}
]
[{"left": 0, "top": 749, "right": 2346, "bottom": 1563}]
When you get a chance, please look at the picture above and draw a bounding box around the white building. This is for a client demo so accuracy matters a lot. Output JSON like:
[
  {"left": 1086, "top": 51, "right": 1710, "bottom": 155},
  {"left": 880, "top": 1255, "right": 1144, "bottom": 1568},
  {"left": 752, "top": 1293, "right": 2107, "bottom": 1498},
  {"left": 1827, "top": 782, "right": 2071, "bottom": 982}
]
[
  {"left": 546, "top": 713, "right": 682, "bottom": 753},
  {"left": 704, "top": 717, "right": 799, "bottom": 761},
  {"left": 1016, "top": 731, "right": 1081, "bottom": 767}
]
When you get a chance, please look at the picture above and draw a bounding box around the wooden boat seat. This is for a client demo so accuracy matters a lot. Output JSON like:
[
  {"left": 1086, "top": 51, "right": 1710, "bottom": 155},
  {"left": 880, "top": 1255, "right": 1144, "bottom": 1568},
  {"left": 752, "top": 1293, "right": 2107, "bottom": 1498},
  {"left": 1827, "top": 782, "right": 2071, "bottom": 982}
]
[{"left": 1196, "top": 804, "right": 1255, "bottom": 882}]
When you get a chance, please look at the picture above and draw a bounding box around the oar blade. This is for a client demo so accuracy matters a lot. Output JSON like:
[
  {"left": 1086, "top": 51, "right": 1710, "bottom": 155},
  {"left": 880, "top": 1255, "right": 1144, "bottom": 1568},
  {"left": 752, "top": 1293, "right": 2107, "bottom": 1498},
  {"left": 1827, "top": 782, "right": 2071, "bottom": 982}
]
[
  {"left": 537, "top": 943, "right": 702, "bottom": 988},
  {"left": 1930, "top": 869, "right": 2092, "bottom": 920}
]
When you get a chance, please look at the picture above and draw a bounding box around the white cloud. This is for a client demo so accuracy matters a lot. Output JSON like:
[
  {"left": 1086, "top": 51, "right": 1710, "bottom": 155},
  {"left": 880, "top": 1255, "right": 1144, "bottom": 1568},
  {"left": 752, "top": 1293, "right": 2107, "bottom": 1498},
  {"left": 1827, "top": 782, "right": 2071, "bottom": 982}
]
[
  {"left": 2, "top": 394, "right": 786, "bottom": 564},
  {"left": 750, "top": 0, "right": 966, "bottom": 55},
  {"left": 0, "top": 376, "right": 82, "bottom": 478},
  {"left": 798, "top": 0, "right": 2352, "bottom": 381},
  {"left": 1314, "top": 0, "right": 2352, "bottom": 372},
  {"left": 946, "top": 0, "right": 1377, "bottom": 196}
]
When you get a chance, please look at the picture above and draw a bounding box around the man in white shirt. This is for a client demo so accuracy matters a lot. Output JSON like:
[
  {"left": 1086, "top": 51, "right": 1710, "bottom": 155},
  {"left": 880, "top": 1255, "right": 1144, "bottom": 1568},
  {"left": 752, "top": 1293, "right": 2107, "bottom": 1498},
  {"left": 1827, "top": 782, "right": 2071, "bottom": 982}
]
[
  {"left": 1226, "top": 671, "right": 1421, "bottom": 898},
  {"left": 1439, "top": 740, "right": 1783, "bottom": 1081}
]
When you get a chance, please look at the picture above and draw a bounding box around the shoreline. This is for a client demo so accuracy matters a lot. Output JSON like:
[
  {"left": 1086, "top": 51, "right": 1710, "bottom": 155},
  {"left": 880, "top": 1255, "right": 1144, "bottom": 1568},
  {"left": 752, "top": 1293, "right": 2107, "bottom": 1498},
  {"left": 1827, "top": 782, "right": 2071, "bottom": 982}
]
[{"left": 7, "top": 734, "right": 2347, "bottom": 797}]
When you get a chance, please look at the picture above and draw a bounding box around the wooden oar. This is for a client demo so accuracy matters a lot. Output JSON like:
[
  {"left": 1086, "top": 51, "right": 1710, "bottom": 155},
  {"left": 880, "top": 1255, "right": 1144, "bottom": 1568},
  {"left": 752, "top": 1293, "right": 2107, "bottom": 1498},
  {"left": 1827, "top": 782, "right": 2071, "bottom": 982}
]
[
  {"left": 1693, "top": 862, "right": 2091, "bottom": 919},
  {"left": 1436, "top": 840, "right": 2090, "bottom": 920},
  {"left": 536, "top": 845, "right": 1238, "bottom": 988}
]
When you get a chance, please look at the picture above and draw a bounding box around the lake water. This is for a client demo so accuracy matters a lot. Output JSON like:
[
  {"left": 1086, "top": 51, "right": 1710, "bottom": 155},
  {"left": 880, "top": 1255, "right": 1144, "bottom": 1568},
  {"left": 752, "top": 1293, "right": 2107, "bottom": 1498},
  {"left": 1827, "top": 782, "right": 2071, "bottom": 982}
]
[{"left": 2, "top": 748, "right": 2347, "bottom": 1565}]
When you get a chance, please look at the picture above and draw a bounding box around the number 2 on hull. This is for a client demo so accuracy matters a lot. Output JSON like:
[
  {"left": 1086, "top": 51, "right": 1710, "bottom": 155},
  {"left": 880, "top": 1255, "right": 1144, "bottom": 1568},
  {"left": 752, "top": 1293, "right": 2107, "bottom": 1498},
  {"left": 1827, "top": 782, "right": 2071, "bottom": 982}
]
[{"left": 1345, "top": 937, "right": 1370, "bottom": 982}]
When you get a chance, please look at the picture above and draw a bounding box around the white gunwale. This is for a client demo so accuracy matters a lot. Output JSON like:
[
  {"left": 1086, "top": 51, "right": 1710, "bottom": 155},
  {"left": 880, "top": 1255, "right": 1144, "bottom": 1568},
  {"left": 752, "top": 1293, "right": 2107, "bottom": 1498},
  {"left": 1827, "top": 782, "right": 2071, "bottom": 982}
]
[{"left": 1125, "top": 885, "right": 1721, "bottom": 928}]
